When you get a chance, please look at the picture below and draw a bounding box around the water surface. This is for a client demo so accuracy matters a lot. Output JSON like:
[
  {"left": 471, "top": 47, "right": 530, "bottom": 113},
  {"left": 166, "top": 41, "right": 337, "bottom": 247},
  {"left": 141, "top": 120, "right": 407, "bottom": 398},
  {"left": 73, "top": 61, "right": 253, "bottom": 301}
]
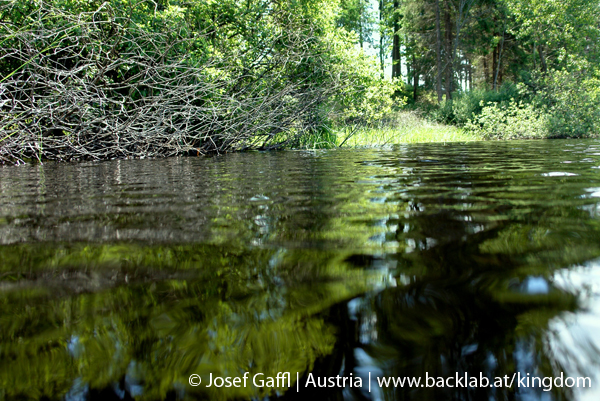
[{"left": 2, "top": 140, "right": 600, "bottom": 400}]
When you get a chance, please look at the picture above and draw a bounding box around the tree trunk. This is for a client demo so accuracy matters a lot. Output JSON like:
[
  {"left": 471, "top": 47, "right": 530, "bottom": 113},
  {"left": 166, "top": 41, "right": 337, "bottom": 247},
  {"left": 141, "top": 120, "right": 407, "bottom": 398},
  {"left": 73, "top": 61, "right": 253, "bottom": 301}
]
[
  {"left": 492, "top": 43, "right": 497, "bottom": 90},
  {"left": 359, "top": 16, "right": 364, "bottom": 49},
  {"left": 499, "top": 63, "right": 503, "bottom": 86},
  {"left": 493, "top": 24, "right": 505, "bottom": 91},
  {"left": 413, "top": 52, "right": 418, "bottom": 102},
  {"left": 461, "top": 58, "right": 465, "bottom": 90},
  {"left": 392, "top": 0, "right": 401, "bottom": 79},
  {"left": 468, "top": 60, "right": 472, "bottom": 90},
  {"left": 435, "top": 0, "right": 443, "bottom": 102},
  {"left": 483, "top": 54, "right": 489, "bottom": 86},
  {"left": 379, "top": 0, "right": 385, "bottom": 75},
  {"left": 539, "top": 44, "right": 547, "bottom": 73},
  {"left": 444, "top": 2, "right": 453, "bottom": 100}
]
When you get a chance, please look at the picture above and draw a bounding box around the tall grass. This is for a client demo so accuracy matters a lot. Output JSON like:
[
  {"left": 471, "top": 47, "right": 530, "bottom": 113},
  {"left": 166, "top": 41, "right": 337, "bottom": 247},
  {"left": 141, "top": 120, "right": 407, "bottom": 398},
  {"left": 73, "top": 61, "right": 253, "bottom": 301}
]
[{"left": 332, "top": 111, "right": 482, "bottom": 148}]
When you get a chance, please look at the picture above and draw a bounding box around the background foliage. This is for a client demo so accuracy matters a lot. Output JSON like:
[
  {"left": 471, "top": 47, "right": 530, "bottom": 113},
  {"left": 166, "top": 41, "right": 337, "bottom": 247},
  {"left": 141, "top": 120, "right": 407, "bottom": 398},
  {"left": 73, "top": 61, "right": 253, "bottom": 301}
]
[{"left": 2, "top": 0, "right": 600, "bottom": 162}]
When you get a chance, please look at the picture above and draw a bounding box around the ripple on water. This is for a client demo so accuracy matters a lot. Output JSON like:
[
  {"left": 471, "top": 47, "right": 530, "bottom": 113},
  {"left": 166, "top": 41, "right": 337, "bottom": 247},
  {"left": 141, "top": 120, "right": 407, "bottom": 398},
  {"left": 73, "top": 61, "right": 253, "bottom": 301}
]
[{"left": 1, "top": 140, "right": 600, "bottom": 400}]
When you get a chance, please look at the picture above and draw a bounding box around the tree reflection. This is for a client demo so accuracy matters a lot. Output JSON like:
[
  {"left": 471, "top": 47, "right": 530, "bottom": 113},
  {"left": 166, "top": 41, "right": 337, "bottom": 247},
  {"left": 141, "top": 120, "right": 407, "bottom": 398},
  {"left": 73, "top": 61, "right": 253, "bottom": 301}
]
[
  {"left": 344, "top": 146, "right": 600, "bottom": 401},
  {"left": 3, "top": 143, "right": 600, "bottom": 400},
  {"left": 0, "top": 244, "right": 376, "bottom": 400}
]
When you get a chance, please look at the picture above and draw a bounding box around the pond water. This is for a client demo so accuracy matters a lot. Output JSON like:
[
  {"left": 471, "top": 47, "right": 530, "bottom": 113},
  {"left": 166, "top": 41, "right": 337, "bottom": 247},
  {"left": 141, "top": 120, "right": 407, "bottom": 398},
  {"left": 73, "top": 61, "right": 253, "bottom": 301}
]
[{"left": 2, "top": 140, "right": 600, "bottom": 401}]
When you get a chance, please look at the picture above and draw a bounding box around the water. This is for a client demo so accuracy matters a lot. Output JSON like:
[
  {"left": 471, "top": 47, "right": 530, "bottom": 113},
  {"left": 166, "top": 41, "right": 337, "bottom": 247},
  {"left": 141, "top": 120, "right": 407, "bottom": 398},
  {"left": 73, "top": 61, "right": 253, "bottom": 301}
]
[{"left": 2, "top": 140, "right": 600, "bottom": 400}]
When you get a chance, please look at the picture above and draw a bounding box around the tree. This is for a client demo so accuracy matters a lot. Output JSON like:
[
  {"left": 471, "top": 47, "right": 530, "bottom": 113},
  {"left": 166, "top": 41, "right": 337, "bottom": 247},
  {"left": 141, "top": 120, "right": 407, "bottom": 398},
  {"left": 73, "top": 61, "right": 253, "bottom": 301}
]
[{"left": 391, "top": 0, "right": 402, "bottom": 80}]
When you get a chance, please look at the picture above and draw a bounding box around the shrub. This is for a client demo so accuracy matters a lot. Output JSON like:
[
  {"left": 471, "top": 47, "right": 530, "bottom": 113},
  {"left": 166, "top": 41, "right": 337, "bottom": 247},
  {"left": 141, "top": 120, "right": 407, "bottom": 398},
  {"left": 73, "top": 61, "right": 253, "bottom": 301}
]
[
  {"left": 0, "top": 0, "right": 394, "bottom": 163},
  {"left": 464, "top": 99, "right": 550, "bottom": 140},
  {"left": 430, "top": 83, "right": 521, "bottom": 126},
  {"left": 533, "top": 68, "right": 600, "bottom": 138}
]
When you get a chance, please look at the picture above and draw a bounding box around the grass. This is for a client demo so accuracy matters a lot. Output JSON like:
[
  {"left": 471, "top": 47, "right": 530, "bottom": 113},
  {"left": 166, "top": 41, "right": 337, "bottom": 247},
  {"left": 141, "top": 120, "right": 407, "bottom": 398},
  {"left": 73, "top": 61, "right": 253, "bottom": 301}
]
[
  {"left": 331, "top": 111, "right": 482, "bottom": 148},
  {"left": 245, "top": 111, "right": 482, "bottom": 151}
]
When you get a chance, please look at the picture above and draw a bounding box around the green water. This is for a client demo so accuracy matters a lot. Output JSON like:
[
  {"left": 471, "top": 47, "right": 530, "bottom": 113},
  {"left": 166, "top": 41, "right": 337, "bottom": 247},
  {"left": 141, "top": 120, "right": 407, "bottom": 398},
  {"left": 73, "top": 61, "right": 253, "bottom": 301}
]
[{"left": 2, "top": 140, "right": 600, "bottom": 400}]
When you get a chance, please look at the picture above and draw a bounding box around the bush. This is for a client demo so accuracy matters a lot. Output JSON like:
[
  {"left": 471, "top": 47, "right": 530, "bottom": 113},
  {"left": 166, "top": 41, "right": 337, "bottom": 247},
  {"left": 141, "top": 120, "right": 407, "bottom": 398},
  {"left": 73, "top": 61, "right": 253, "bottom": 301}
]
[
  {"left": 532, "top": 68, "right": 600, "bottom": 138},
  {"left": 464, "top": 99, "right": 550, "bottom": 140},
  {"left": 430, "top": 66, "right": 600, "bottom": 140},
  {"left": 429, "top": 83, "right": 521, "bottom": 126},
  {"left": 0, "top": 0, "right": 394, "bottom": 163}
]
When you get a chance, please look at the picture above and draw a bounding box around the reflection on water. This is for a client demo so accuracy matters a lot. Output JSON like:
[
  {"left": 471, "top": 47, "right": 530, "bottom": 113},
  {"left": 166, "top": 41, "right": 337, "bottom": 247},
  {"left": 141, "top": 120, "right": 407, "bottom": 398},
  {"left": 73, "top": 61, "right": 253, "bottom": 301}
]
[{"left": 2, "top": 140, "right": 600, "bottom": 400}]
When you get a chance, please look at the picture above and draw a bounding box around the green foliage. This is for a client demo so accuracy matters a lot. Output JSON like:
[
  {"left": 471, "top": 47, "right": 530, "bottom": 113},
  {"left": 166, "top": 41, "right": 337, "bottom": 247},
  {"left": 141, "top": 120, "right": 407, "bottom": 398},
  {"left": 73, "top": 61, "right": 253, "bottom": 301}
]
[
  {"left": 334, "top": 110, "right": 479, "bottom": 147},
  {"left": 463, "top": 63, "right": 600, "bottom": 140},
  {"left": 431, "top": 83, "right": 521, "bottom": 126},
  {"left": 533, "top": 67, "right": 600, "bottom": 138},
  {"left": 0, "top": 243, "right": 374, "bottom": 400},
  {"left": 465, "top": 99, "right": 550, "bottom": 140},
  {"left": 337, "top": 0, "right": 375, "bottom": 46},
  {"left": 2, "top": 0, "right": 600, "bottom": 157},
  {"left": 293, "top": 126, "right": 338, "bottom": 149},
  {"left": 507, "top": 0, "right": 600, "bottom": 67},
  {"left": 0, "top": 0, "right": 394, "bottom": 162},
  {"left": 320, "top": 27, "right": 397, "bottom": 125}
]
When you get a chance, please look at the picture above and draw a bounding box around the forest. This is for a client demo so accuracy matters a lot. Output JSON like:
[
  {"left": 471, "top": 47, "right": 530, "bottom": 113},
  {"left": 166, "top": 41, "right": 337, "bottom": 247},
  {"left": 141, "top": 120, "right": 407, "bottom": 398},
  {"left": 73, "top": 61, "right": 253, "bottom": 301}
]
[{"left": 1, "top": 0, "right": 599, "bottom": 163}]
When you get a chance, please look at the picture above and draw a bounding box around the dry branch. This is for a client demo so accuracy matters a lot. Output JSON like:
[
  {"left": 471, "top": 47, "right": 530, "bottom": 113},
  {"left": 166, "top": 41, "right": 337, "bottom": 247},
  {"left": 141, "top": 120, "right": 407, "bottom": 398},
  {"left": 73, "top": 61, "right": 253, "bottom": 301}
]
[{"left": 0, "top": 1, "right": 345, "bottom": 163}]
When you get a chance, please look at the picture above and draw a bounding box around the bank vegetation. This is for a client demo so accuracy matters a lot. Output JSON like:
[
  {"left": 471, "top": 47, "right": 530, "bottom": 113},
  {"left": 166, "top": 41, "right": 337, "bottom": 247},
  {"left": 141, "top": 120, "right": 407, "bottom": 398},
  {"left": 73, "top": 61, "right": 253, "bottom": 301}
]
[
  {"left": 1, "top": 0, "right": 600, "bottom": 163},
  {"left": 0, "top": 0, "right": 393, "bottom": 163}
]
